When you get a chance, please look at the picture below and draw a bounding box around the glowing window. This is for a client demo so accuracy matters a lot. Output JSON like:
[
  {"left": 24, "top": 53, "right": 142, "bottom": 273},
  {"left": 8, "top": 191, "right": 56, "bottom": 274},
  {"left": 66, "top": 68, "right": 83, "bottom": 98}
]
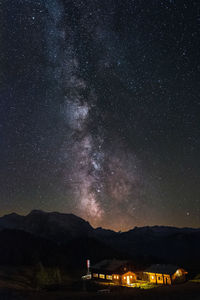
[
  {"left": 130, "top": 276, "right": 132, "bottom": 279},
  {"left": 106, "top": 275, "right": 112, "bottom": 280},
  {"left": 152, "top": 276, "right": 154, "bottom": 279},
  {"left": 93, "top": 273, "right": 98, "bottom": 278},
  {"left": 99, "top": 274, "right": 105, "bottom": 279}
]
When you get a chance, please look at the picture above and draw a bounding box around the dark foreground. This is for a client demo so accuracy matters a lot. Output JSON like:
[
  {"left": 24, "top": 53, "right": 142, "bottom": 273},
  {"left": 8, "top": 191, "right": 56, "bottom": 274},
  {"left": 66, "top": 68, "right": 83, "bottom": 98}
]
[{"left": 0, "top": 282, "right": 200, "bottom": 300}]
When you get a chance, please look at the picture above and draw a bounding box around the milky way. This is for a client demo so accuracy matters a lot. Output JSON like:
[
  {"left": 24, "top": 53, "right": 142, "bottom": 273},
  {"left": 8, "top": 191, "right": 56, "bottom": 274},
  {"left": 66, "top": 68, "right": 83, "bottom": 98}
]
[
  {"left": 44, "top": 0, "right": 153, "bottom": 229},
  {"left": 1, "top": 0, "right": 200, "bottom": 230}
]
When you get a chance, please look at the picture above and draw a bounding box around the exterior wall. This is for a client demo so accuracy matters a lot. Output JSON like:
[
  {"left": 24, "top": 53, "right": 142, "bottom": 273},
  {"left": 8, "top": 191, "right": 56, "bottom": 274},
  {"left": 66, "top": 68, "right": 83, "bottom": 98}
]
[
  {"left": 163, "top": 275, "right": 171, "bottom": 285},
  {"left": 147, "top": 272, "right": 157, "bottom": 284},
  {"left": 121, "top": 272, "right": 137, "bottom": 285},
  {"left": 172, "top": 269, "right": 187, "bottom": 283},
  {"left": 92, "top": 273, "right": 99, "bottom": 279},
  {"left": 156, "top": 274, "right": 164, "bottom": 284},
  {"left": 92, "top": 272, "right": 113, "bottom": 281},
  {"left": 144, "top": 268, "right": 187, "bottom": 285},
  {"left": 136, "top": 271, "right": 143, "bottom": 281},
  {"left": 99, "top": 273, "right": 106, "bottom": 279},
  {"left": 145, "top": 272, "right": 172, "bottom": 285},
  {"left": 112, "top": 274, "right": 121, "bottom": 284},
  {"left": 92, "top": 272, "right": 120, "bottom": 283}
]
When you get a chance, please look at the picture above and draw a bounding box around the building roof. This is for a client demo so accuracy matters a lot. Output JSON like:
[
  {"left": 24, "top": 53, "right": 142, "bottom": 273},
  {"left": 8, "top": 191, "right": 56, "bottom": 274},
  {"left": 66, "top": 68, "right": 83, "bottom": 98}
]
[
  {"left": 144, "top": 264, "right": 179, "bottom": 275},
  {"left": 91, "top": 259, "right": 129, "bottom": 272}
]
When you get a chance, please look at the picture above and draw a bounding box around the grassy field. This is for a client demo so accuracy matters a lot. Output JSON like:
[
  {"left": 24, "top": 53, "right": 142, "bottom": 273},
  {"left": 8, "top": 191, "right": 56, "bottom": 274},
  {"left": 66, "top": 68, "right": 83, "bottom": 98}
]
[{"left": 0, "top": 280, "right": 200, "bottom": 300}]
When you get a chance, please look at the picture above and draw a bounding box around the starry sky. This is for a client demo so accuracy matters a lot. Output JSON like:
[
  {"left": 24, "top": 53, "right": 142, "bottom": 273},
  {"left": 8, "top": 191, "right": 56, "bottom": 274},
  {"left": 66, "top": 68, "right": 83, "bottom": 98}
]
[{"left": 1, "top": 0, "right": 200, "bottom": 231}]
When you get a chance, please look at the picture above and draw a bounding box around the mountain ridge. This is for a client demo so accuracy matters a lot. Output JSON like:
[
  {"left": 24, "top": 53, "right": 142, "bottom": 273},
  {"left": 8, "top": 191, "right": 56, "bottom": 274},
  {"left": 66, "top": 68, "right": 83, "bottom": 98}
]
[
  {"left": 0, "top": 210, "right": 199, "bottom": 271},
  {"left": 1, "top": 209, "right": 199, "bottom": 233}
]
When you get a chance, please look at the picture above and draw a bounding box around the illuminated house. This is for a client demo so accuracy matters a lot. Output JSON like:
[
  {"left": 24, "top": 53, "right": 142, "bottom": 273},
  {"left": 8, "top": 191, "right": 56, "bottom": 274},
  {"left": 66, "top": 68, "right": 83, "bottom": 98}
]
[
  {"left": 143, "top": 264, "right": 188, "bottom": 285},
  {"left": 91, "top": 259, "right": 138, "bottom": 285}
]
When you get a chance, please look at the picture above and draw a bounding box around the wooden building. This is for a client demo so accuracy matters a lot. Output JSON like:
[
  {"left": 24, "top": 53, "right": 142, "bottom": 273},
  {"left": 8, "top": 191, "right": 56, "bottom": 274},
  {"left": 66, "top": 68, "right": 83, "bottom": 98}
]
[
  {"left": 90, "top": 260, "right": 188, "bottom": 286},
  {"left": 91, "top": 259, "right": 138, "bottom": 285},
  {"left": 121, "top": 271, "right": 137, "bottom": 285},
  {"left": 143, "top": 264, "right": 188, "bottom": 285}
]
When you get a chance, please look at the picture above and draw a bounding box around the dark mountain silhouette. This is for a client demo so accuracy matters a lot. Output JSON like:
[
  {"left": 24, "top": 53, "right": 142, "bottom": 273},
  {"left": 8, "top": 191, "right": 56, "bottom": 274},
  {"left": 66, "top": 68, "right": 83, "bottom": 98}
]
[
  {"left": 0, "top": 210, "right": 93, "bottom": 243},
  {"left": 0, "top": 211, "right": 121, "bottom": 268},
  {"left": 0, "top": 210, "right": 199, "bottom": 272}
]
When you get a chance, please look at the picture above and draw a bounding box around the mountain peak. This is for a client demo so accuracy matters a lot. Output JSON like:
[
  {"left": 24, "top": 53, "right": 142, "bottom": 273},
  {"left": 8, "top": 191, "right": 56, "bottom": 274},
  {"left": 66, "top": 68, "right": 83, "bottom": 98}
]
[{"left": 28, "top": 209, "right": 47, "bottom": 215}]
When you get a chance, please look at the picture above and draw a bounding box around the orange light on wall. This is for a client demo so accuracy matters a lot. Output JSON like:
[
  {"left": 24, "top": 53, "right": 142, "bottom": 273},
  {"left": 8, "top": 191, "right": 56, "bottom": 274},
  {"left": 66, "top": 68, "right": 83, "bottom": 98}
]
[{"left": 176, "top": 269, "right": 182, "bottom": 277}]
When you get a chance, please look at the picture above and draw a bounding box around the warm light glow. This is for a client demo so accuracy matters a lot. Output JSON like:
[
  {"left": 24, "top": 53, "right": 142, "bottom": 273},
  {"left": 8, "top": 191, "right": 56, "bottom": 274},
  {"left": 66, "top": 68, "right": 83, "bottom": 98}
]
[
  {"left": 93, "top": 273, "right": 98, "bottom": 278},
  {"left": 106, "top": 275, "right": 112, "bottom": 280},
  {"left": 176, "top": 269, "right": 182, "bottom": 276},
  {"left": 99, "top": 274, "right": 105, "bottom": 279}
]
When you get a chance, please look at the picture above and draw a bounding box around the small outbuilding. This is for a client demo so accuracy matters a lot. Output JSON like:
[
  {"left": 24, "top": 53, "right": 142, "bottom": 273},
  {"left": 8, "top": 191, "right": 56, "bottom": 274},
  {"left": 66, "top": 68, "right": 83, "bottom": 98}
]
[{"left": 143, "top": 264, "right": 188, "bottom": 285}]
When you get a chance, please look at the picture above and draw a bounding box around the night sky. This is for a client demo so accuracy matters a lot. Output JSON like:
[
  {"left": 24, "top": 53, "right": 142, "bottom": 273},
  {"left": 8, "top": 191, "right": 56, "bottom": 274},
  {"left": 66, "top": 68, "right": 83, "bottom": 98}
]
[{"left": 1, "top": 0, "right": 200, "bottom": 230}]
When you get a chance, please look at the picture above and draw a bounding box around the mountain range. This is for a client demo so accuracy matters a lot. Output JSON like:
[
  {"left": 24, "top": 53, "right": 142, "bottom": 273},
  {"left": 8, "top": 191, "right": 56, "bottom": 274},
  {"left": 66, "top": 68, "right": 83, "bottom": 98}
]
[{"left": 0, "top": 210, "right": 199, "bottom": 273}]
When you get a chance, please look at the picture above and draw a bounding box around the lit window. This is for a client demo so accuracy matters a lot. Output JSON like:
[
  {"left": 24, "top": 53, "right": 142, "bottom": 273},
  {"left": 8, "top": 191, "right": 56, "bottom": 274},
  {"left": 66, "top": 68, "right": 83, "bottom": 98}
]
[
  {"left": 124, "top": 276, "right": 126, "bottom": 279},
  {"left": 152, "top": 276, "right": 154, "bottom": 279},
  {"left": 130, "top": 276, "right": 132, "bottom": 279},
  {"left": 176, "top": 270, "right": 181, "bottom": 276},
  {"left": 93, "top": 273, "right": 98, "bottom": 278},
  {"left": 106, "top": 275, "right": 112, "bottom": 280},
  {"left": 99, "top": 274, "right": 105, "bottom": 279}
]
